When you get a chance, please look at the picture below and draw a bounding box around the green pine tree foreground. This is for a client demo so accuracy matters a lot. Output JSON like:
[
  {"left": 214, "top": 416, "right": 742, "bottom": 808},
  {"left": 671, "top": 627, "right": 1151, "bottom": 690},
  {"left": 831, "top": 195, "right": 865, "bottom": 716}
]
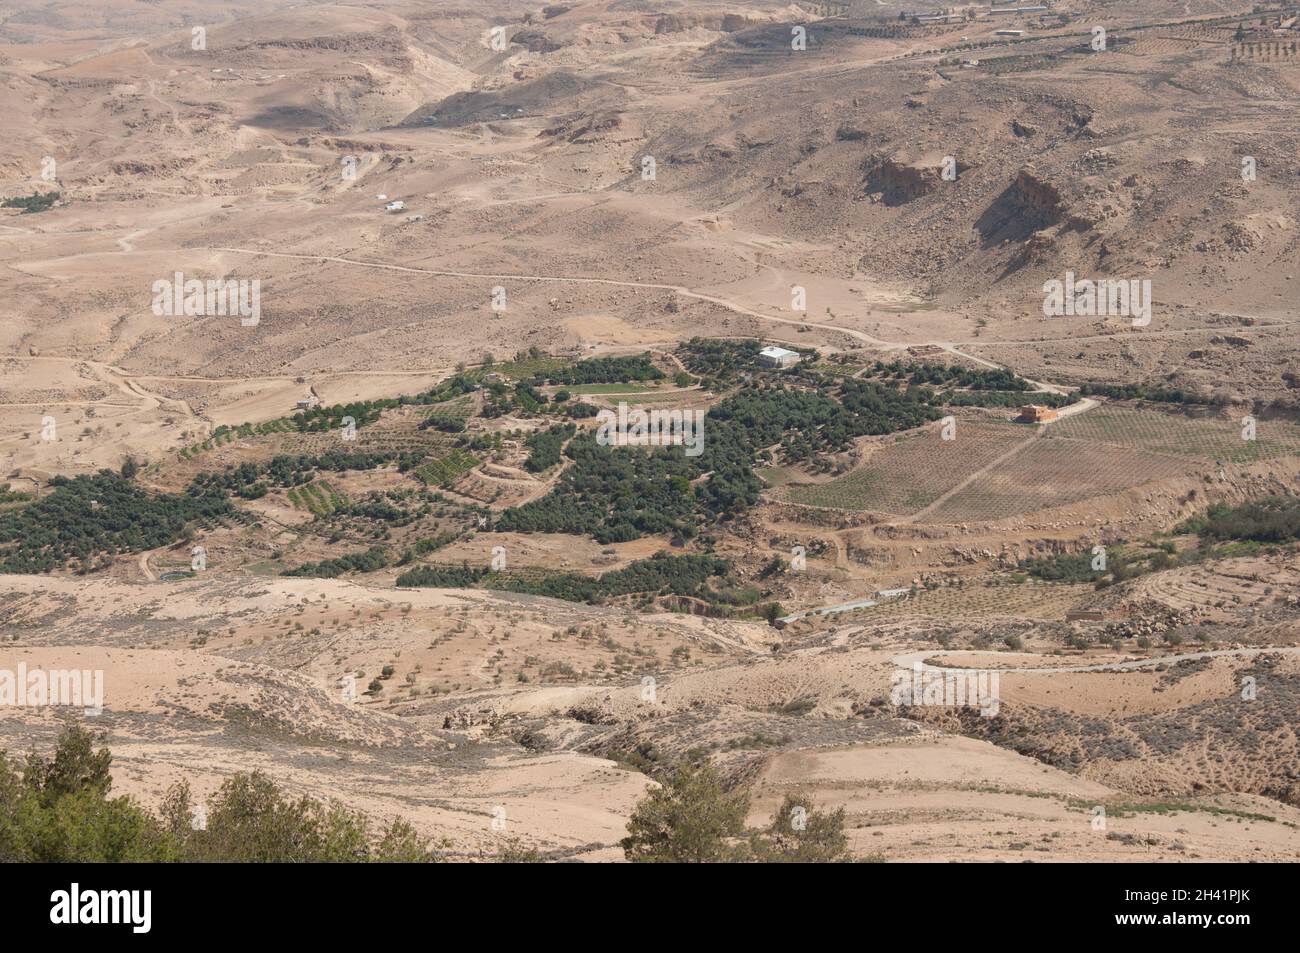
[
  {"left": 0, "top": 724, "right": 435, "bottom": 862},
  {"left": 620, "top": 761, "right": 874, "bottom": 863}
]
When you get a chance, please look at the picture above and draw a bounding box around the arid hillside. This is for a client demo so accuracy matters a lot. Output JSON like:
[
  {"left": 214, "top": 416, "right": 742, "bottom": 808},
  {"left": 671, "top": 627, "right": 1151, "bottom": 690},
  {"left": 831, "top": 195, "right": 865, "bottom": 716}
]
[{"left": 3, "top": 0, "right": 1300, "bottom": 863}]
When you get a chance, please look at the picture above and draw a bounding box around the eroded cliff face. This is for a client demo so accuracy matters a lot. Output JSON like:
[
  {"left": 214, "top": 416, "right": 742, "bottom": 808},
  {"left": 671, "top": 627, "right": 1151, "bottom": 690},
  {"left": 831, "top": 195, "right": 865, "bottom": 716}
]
[
  {"left": 865, "top": 157, "right": 943, "bottom": 205},
  {"left": 654, "top": 13, "right": 753, "bottom": 35},
  {"left": 980, "top": 166, "right": 1100, "bottom": 259},
  {"left": 1008, "top": 169, "right": 1070, "bottom": 230}
]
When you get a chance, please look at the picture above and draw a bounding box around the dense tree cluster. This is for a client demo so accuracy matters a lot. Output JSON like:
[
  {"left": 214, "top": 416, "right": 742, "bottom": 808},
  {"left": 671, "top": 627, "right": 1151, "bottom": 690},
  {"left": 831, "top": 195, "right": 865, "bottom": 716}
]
[
  {"left": 940, "top": 390, "right": 1071, "bottom": 409},
  {"left": 1, "top": 191, "right": 58, "bottom": 213},
  {"left": 1078, "top": 381, "right": 1216, "bottom": 405},
  {"left": 524, "top": 423, "right": 576, "bottom": 472},
  {"left": 292, "top": 399, "right": 387, "bottom": 432},
  {"left": 193, "top": 449, "right": 428, "bottom": 501},
  {"left": 678, "top": 338, "right": 765, "bottom": 380},
  {"left": 499, "top": 552, "right": 731, "bottom": 603},
  {"left": 394, "top": 561, "right": 490, "bottom": 589},
  {"left": 537, "top": 354, "right": 664, "bottom": 385},
  {"left": 395, "top": 552, "right": 732, "bottom": 606},
  {"left": 493, "top": 431, "right": 703, "bottom": 542},
  {"left": 0, "top": 446, "right": 441, "bottom": 574},
  {"left": 496, "top": 380, "right": 938, "bottom": 542},
  {"left": 420, "top": 413, "right": 467, "bottom": 433},
  {"left": 417, "top": 373, "right": 479, "bottom": 403},
  {"left": 338, "top": 496, "right": 409, "bottom": 524},
  {"left": 281, "top": 545, "right": 390, "bottom": 578},
  {"left": 1020, "top": 545, "right": 1156, "bottom": 589},
  {"left": 1181, "top": 497, "right": 1300, "bottom": 543},
  {"left": 1020, "top": 552, "right": 1096, "bottom": 583},
  {"left": 809, "top": 378, "right": 940, "bottom": 450},
  {"left": 0, "top": 471, "right": 232, "bottom": 574},
  {"left": 898, "top": 362, "right": 1029, "bottom": 391}
]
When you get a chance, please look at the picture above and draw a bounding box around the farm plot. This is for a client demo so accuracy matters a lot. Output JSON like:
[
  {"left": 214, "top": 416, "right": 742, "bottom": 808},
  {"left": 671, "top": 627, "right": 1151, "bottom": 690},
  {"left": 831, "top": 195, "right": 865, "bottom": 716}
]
[
  {"left": 487, "top": 356, "right": 571, "bottom": 381},
  {"left": 276, "top": 426, "right": 442, "bottom": 456},
  {"left": 854, "top": 580, "right": 1095, "bottom": 623},
  {"left": 420, "top": 395, "right": 475, "bottom": 425},
  {"left": 784, "top": 423, "right": 1026, "bottom": 516},
  {"left": 1049, "top": 406, "right": 1300, "bottom": 464},
  {"left": 179, "top": 419, "right": 295, "bottom": 459},
  {"left": 923, "top": 437, "right": 1193, "bottom": 524},
  {"left": 415, "top": 448, "right": 480, "bottom": 487},
  {"left": 286, "top": 481, "right": 345, "bottom": 517},
  {"left": 1129, "top": 555, "right": 1300, "bottom": 616}
]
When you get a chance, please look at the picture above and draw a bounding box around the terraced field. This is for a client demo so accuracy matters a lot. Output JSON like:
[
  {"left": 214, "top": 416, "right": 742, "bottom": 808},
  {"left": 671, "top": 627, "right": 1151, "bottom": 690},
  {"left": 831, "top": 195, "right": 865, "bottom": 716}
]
[
  {"left": 1129, "top": 555, "right": 1300, "bottom": 616},
  {"left": 414, "top": 448, "right": 480, "bottom": 486},
  {"left": 859, "top": 580, "right": 1096, "bottom": 623},
  {"left": 784, "top": 422, "right": 1027, "bottom": 516},
  {"left": 420, "top": 395, "right": 475, "bottom": 424},
  {"left": 924, "top": 437, "right": 1194, "bottom": 524},
  {"left": 784, "top": 403, "right": 1300, "bottom": 525},
  {"left": 179, "top": 418, "right": 298, "bottom": 459},
  {"left": 287, "top": 481, "right": 344, "bottom": 517},
  {"left": 278, "top": 427, "right": 443, "bottom": 456},
  {"left": 1049, "top": 406, "right": 1300, "bottom": 464}
]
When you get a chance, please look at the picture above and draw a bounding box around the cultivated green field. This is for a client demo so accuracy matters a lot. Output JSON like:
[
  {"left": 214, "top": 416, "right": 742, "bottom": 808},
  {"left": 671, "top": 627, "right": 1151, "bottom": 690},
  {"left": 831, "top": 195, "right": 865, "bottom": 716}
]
[
  {"left": 1050, "top": 405, "right": 1300, "bottom": 464},
  {"left": 415, "top": 448, "right": 480, "bottom": 486},
  {"left": 925, "top": 437, "right": 1193, "bottom": 523},
  {"left": 785, "top": 422, "right": 1026, "bottom": 515}
]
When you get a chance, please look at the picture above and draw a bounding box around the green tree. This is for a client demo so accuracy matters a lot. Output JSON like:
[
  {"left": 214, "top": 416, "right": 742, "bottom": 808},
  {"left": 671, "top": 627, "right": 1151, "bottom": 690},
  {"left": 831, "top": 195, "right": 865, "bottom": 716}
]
[
  {"left": 621, "top": 762, "right": 748, "bottom": 863},
  {"left": 750, "top": 793, "right": 852, "bottom": 863},
  {"left": 494, "top": 837, "right": 543, "bottom": 863},
  {"left": 374, "top": 818, "right": 436, "bottom": 862},
  {"left": 22, "top": 723, "right": 113, "bottom": 807},
  {"left": 0, "top": 724, "right": 172, "bottom": 862}
]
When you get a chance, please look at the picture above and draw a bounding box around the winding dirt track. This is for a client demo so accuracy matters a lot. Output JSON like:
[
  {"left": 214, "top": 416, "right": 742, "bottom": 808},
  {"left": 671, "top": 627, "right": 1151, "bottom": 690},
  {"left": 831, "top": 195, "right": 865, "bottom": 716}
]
[
  {"left": 208, "top": 245, "right": 1102, "bottom": 401},
  {"left": 211, "top": 245, "right": 901, "bottom": 347},
  {"left": 891, "top": 647, "right": 1300, "bottom": 675}
]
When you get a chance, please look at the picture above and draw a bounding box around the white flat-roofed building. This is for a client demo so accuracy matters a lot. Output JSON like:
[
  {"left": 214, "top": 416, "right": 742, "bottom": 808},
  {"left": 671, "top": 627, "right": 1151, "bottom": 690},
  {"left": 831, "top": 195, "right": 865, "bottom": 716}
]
[{"left": 757, "top": 345, "right": 801, "bottom": 369}]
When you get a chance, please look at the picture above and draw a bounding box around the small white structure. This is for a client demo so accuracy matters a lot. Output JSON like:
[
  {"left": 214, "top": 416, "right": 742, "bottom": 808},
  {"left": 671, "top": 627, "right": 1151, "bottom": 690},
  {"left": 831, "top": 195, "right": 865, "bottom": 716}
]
[
  {"left": 757, "top": 345, "right": 801, "bottom": 369},
  {"left": 385, "top": 200, "right": 406, "bottom": 212},
  {"left": 296, "top": 396, "right": 320, "bottom": 411}
]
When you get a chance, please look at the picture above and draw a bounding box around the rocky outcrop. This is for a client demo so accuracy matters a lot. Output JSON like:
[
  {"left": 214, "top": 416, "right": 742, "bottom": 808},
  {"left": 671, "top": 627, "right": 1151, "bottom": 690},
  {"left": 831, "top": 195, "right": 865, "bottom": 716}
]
[
  {"left": 510, "top": 30, "right": 564, "bottom": 53},
  {"left": 654, "top": 13, "right": 752, "bottom": 35},
  {"left": 1008, "top": 169, "right": 1069, "bottom": 228},
  {"left": 864, "top": 156, "right": 943, "bottom": 205}
]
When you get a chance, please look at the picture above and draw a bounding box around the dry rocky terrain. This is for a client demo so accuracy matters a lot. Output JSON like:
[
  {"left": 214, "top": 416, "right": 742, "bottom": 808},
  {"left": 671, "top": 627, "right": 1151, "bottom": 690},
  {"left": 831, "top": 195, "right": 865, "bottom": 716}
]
[{"left": 3, "top": 0, "right": 1300, "bottom": 861}]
